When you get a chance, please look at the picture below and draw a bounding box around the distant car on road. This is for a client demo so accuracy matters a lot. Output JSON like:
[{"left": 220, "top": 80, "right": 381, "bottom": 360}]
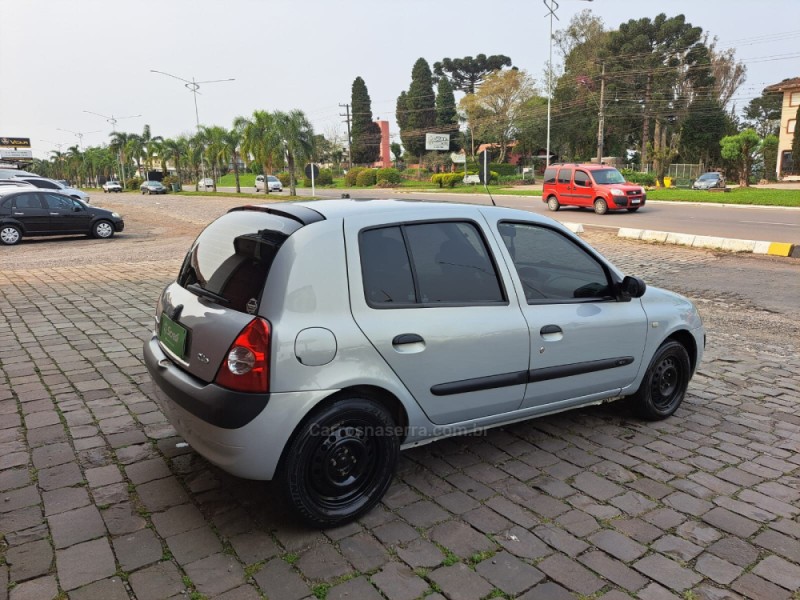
[
  {"left": 255, "top": 174, "right": 283, "bottom": 192},
  {"left": 542, "top": 163, "right": 646, "bottom": 214},
  {"left": 141, "top": 181, "right": 167, "bottom": 195},
  {"left": 103, "top": 180, "right": 123, "bottom": 193},
  {"left": 5, "top": 176, "right": 91, "bottom": 204},
  {"left": 0, "top": 188, "right": 124, "bottom": 245},
  {"left": 198, "top": 178, "right": 215, "bottom": 191},
  {"left": 692, "top": 172, "right": 725, "bottom": 190}
]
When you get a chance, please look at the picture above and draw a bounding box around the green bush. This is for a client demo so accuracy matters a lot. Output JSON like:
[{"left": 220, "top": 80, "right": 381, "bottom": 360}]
[
  {"left": 344, "top": 167, "right": 365, "bottom": 186},
  {"left": 276, "top": 172, "right": 291, "bottom": 186},
  {"left": 302, "top": 169, "right": 333, "bottom": 188},
  {"left": 161, "top": 175, "right": 179, "bottom": 190},
  {"left": 431, "top": 173, "right": 464, "bottom": 188},
  {"left": 376, "top": 168, "right": 402, "bottom": 185},
  {"left": 127, "top": 177, "right": 142, "bottom": 191},
  {"left": 620, "top": 169, "right": 656, "bottom": 186},
  {"left": 355, "top": 169, "right": 377, "bottom": 187}
]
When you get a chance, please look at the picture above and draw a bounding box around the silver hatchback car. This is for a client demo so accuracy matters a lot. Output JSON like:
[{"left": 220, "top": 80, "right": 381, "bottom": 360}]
[{"left": 144, "top": 200, "right": 704, "bottom": 526}]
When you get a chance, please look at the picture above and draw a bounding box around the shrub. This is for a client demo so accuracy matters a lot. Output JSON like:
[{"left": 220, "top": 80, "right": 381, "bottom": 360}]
[
  {"left": 432, "top": 173, "right": 464, "bottom": 188},
  {"left": 276, "top": 172, "right": 291, "bottom": 186},
  {"left": 376, "top": 168, "right": 402, "bottom": 185},
  {"left": 344, "top": 167, "right": 365, "bottom": 187},
  {"left": 127, "top": 177, "right": 142, "bottom": 191},
  {"left": 620, "top": 169, "right": 656, "bottom": 186},
  {"left": 302, "top": 169, "right": 333, "bottom": 188},
  {"left": 431, "top": 173, "right": 445, "bottom": 188},
  {"left": 161, "top": 175, "right": 179, "bottom": 190},
  {"left": 355, "top": 169, "right": 377, "bottom": 187}
]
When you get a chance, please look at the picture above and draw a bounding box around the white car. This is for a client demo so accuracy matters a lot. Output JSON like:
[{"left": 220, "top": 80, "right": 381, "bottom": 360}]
[
  {"left": 10, "top": 176, "right": 91, "bottom": 203},
  {"left": 198, "top": 178, "right": 215, "bottom": 191},
  {"left": 102, "top": 180, "right": 123, "bottom": 193},
  {"left": 255, "top": 175, "right": 283, "bottom": 192}
]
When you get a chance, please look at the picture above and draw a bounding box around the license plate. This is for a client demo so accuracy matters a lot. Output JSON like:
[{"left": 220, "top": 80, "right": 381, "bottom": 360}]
[
  {"left": 159, "top": 313, "right": 187, "bottom": 358},
  {"left": 631, "top": 199, "right": 640, "bottom": 204}
]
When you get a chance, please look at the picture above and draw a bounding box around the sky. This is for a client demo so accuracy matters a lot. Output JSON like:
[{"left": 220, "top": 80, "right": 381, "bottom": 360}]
[{"left": 1, "top": 0, "right": 799, "bottom": 160}]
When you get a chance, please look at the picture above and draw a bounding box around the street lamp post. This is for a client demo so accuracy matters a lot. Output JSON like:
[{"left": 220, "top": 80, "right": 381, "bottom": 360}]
[
  {"left": 84, "top": 110, "right": 141, "bottom": 187},
  {"left": 150, "top": 70, "right": 235, "bottom": 188},
  {"left": 543, "top": 0, "right": 593, "bottom": 169}
]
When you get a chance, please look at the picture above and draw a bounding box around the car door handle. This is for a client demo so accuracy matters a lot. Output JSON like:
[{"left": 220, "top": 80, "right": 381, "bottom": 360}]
[
  {"left": 49, "top": 212, "right": 59, "bottom": 215},
  {"left": 13, "top": 212, "right": 24, "bottom": 215},
  {"left": 540, "top": 325, "right": 562, "bottom": 335},
  {"left": 392, "top": 333, "right": 424, "bottom": 345}
]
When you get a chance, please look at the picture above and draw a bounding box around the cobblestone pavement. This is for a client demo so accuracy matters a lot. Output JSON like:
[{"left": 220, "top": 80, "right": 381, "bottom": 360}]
[{"left": 1, "top": 195, "right": 800, "bottom": 600}]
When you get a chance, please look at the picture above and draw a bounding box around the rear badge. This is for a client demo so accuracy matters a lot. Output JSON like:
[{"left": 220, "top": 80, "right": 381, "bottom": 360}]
[
  {"left": 246, "top": 298, "right": 258, "bottom": 315},
  {"left": 196, "top": 353, "right": 210, "bottom": 364}
]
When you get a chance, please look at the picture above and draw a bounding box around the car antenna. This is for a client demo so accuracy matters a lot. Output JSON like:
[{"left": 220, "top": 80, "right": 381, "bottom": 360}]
[{"left": 484, "top": 181, "right": 496, "bottom": 206}]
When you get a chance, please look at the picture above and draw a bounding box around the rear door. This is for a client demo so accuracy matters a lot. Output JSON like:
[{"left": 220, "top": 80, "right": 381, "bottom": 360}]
[
  {"left": 346, "top": 213, "right": 530, "bottom": 425},
  {"left": 556, "top": 167, "right": 574, "bottom": 205},
  {"left": 11, "top": 192, "right": 50, "bottom": 233},
  {"left": 495, "top": 220, "right": 648, "bottom": 409}
]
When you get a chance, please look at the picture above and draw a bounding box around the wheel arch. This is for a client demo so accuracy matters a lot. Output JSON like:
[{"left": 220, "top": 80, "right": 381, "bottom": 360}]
[
  {"left": 274, "top": 384, "right": 409, "bottom": 476},
  {"left": 666, "top": 329, "right": 698, "bottom": 373}
]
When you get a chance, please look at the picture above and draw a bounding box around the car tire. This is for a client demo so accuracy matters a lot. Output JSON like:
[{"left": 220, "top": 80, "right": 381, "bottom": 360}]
[
  {"left": 92, "top": 220, "right": 115, "bottom": 239},
  {"left": 627, "top": 207, "right": 639, "bottom": 212},
  {"left": 629, "top": 340, "right": 690, "bottom": 421},
  {"left": 594, "top": 198, "right": 609, "bottom": 215},
  {"left": 547, "top": 196, "right": 560, "bottom": 211},
  {"left": 0, "top": 224, "right": 22, "bottom": 246},
  {"left": 280, "top": 397, "right": 399, "bottom": 527}
]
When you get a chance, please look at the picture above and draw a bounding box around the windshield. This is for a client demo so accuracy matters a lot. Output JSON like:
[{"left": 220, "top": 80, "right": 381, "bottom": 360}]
[
  {"left": 267, "top": 176, "right": 279, "bottom": 182},
  {"left": 698, "top": 173, "right": 718, "bottom": 180},
  {"left": 591, "top": 168, "right": 626, "bottom": 185}
]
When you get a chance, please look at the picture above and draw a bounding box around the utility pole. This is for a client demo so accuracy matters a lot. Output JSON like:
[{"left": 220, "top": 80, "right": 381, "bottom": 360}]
[
  {"left": 596, "top": 63, "right": 605, "bottom": 164},
  {"left": 339, "top": 103, "right": 352, "bottom": 170}
]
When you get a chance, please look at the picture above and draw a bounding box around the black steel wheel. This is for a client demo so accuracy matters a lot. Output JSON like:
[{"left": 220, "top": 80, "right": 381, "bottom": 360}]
[
  {"left": 281, "top": 397, "right": 399, "bottom": 527},
  {"left": 630, "top": 340, "right": 690, "bottom": 420}
]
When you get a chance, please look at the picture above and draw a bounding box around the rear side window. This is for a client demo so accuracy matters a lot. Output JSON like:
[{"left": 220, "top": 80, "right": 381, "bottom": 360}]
[
  {"left": 177, "top": 210, "right": 300, "bottom": 314},
  {"left": 543, "top": 168, "right": 557, "bottom": 184},
  {"left": 14, "top": 193, "right": 42, "bottom": 209},
  {"left": 557, "top": 168, "right": 573, "bottom": 184},
  {"left": 361, "top": 221, "right": 505, "bottom": 307}
]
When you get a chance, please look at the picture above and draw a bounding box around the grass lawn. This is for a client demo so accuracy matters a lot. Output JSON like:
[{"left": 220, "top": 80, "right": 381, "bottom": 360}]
[
  {"left": 642, "top": 187, "right": 800, "bottom": 207},
  {"left": 217, "top": 173, "right": 256, "bottom": 187}
]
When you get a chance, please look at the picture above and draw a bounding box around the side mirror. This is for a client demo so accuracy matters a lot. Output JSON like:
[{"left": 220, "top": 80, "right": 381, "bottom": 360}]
[{"left": 620, "top": 276, "right": 646, "bottom": 299}]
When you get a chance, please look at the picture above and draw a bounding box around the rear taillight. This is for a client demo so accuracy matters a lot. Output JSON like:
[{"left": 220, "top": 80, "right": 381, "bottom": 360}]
[{"left": 214, "top": 318, "right": 270, "bottom": 393}]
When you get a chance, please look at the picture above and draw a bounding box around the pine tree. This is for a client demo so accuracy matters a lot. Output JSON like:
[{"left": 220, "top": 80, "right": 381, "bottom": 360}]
[
  {"left": 435, "top": 76, "right": 460, "bottom": 152},
  {"left": 351, "top": 77, "right": 381, "bottom": 165},
  {"left": 398, "top": 58, "right": 436, "bottom": 157}
]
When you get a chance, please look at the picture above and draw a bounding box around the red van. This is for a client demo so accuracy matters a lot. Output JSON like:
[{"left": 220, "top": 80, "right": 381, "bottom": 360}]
[{"left": 542, "top": 163, "right": 646, "bottom": 214}]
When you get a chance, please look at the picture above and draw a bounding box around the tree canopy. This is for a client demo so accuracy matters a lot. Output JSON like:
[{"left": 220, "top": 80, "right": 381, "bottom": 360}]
[
  {"left": 433, "top": 54, "right": 514, "bottom": 94},
  {"left": 350, "top": 77, "right": 381, "bottom": 165},
  {"left": 397, "top": 58, "right": 437, "bottom": 157}
]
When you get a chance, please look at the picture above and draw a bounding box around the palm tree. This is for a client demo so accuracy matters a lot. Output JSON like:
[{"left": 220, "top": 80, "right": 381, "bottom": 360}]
[
  {"left": 126, "top": 135, "right": 145, "bottom": 180},
  {"left": 235, "top": 110, "right": 279, "bottom": 195},
  {"left": 161, "top": 137, "right": 188, "bottom": 185},
  {"left": 273, "top": 110, "right": 315, "bottom": 196},
  {"left": 140, "top": 125, "right": 163, "bottom": 179},
  {"left": 66, "top": 145, "right": 83, "bottom": 185},
  {"left": 49, "top": 151, "right": 66, "bottom": 179},
  {"left": 200, "top": 126, "right": 227, "bottom": 191},
  {"left": 186, "top": 134, "right": 205, "bottom": 190},
  {"left": 221, "top": 125, "right": 244, "bottom": 193},
  {"left": 109, "top": 131, "right": 133, "bottom": 186}
]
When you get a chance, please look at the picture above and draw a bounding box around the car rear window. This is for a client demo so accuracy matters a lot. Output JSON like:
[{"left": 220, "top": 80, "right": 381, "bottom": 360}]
[
  {"left": 557, "top": 168, "right": 572, "bottom": 184},
  {"left": 177, "top": 210, "right": 301, "bottom": 314}
]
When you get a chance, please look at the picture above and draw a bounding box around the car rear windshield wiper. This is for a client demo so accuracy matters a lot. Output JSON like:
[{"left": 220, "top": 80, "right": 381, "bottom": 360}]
[{"left": 186, "top": 283, "right": 230, "bottom": 305}]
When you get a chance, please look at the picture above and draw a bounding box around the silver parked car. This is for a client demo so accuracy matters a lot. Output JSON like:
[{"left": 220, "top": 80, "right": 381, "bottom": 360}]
[
  {"left": 6, "top": 176, "right": 91, "bottom": 203},
  {"left": 255, "top": 174, "right": 283, "bottom": 192},
  {"left": 144, "top": 200, "right": 704, "bottom": 526}
]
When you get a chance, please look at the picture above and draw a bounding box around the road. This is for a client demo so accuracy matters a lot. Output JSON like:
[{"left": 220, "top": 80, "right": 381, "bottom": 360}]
[{"left": 210, "top": 185, "right": 800, "bottom": 245}]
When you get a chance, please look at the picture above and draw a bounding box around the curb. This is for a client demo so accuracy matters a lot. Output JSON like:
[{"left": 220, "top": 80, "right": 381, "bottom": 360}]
[{"left": 617, "top": 228, "right": 798, "bottom": 258}]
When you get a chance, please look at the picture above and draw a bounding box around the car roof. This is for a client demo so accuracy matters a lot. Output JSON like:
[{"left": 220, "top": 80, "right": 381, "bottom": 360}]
[
  {"left": 548, "top": 163, "right": 616, "bottom": 170},
  {"left": 0, "top": 187, "right": 38, "bottom": 196}
]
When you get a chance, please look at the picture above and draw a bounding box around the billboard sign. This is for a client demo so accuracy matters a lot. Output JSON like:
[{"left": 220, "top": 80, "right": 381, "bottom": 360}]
[
  {"left": 0, "top": 148, "right": 33, "bottom": 159},
  {"left": 425, "top": 133, "right": 450, "bottom": 151},
  {"left": 0, "top": 137, "right": 31, "bottom": 148}
]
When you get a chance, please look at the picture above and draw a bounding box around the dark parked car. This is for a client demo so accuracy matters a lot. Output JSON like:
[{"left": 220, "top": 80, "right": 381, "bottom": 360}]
[
  {"left": 141, "top": 181, "right": 167, "bottom": 195},
  {"left": 144, "top": 199, "right": 704, "bottom": 526},
  {"left": 692, "top": 172, "right": 725, "bottom": 190},
  {"left": 0, "top": 188, "right": 124, "bottom": 245}
]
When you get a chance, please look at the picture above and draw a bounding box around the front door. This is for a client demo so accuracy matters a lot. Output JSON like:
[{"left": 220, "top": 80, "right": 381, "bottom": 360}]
[
  {"left": 346, "top": 213, "right": 530, "bottom": 425},
  {"left": 571, "top": 169, "right": 594, "bottom": 207},
  {"left": 495, "top": 220, "right": 648, "bottom": 410},
  {"left": 42, "top": 192, "right": 91, "bottom": 233}
]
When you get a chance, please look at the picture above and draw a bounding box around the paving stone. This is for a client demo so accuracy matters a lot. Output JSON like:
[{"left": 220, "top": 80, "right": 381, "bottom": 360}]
[
  {"left": 8, "top": 575, "right": 58, "bottom": 600},
  {"left": 184, "top": 552, "right": 246, "bottom": 597},
  {"left": 42, "top": 486, "right": 89, "bottom": 516},
  {"left": 588, "top": 528, "right": 646, "bottom": 562},
  {"left": 696, "top": 552, "right": 743, "bottom": 585},
  {"left": 112, "top": 528, "right": 163, "bottom": 571},
  {"left": 753, "top": 529, "right": 800, "bottom": 562},
  {"left": 752, "top": 555, "right": 800, "bottom": 591},
  {"left": 652, "top": 534, "right": 704, "bottom": 561},
  {"left": 0, "top": 486, "right": 39, "bottom": 513},
  {"left": 296, "top": 543, "right": 351, "bottom": 581},
  {"left": 68, "top": 577, "right": 129, "bottom": 600},
  {"left": 485, "top": 495, "right": 539, "bottom": 528},
  {"left": 252, "top": 557, "right": 309, "bottom": 600},
  {"left": 702, "top": 507, "right": 760, "bottom": 538},
  {"left": 382, "top": 483, "right": 422, "bottom": 509},
  {"left": 340, "top": 532, "right": 391, "bottom": 571},
  {"left": 537, "top": 553, "right": 603, "bottom": 596},
  {"left": 0, "top": 468, "right": 31, "bottom": 492},
  {"left": 430, "top": 521, "right": 495, "bottom": 558},
  {"left": 644, "top": 507, "right": 687, "bottom": 530},
  {"left": 633, "top": 553, "right": 703, "bottom": 592},
  {"left": 463, "top": 505, "right": 512, "bottom": 534},
  {"left": 215, "top": 585, "right": 263, "bottom": 600},
  {"left": 517, "top": 581, "right": 575, "bottom": 600},
  {"left": 613, "top": 518, "right": 663, "bottom": 544},
  {"left": 90, "top": 482, "right": 128, "bottom": 506},
  {"left": 167, "top": 525, "right": 222, "bottom": 565},
  {"left": 229, "top": 530, "right": 280, "bottom": 565},
  {"left": 151, "top": 503, "right": 206, "bottom": 538},
  {"left": 708, "top": 536, "right": 760, "bottom": 567},
  {"left": 84, "top": 465, "right": 122, "bottom": 489},
  {"left": 428, "top": 562, "right": 493, "bottom": 600},
  {"left": 534, "top": 524, "right": 588, "bottom": 557},
  {"left": 37, "top": 461, "right": 83, "bottom": 491},
  {"left": 6, "top": 539, "right": 53, "bottom": 582},
  {"left": 100, "top": 502, "right": 146, "bottom": 536},
  {"left": 48, "top": 505, "right": 106, "bottom": 549},
  {"left": 555, "top": 509, "right": 600, "bottom": 537},
  {"left": 578, "top": 550, "right": 648, "bottom": 592},
  {"left": 372, "top": 519, "right": 419, "bottom": 546},
  {"left": 663, "top": 491, "right": 714, "bottom": 516},
  {"left": 125, "top": 457, "right": 171, "bottom": 485},
  {"left": 496, "top": 525, "right": 551, "bottom": 560},
  {"left": 128, "top": 561, "right": 185, "bottom": 600},
  {"left": 56, "top": 537, "right": 116, "bottom": 591},
  {"left": 136, "top": 476, "right": 188, "bottom": 512},
  {"left": 474, "top": 550, "right": 544, "bottom": 595},
  {"left": 731, "top": 572, "right": 792, "bottom": 600},
  {"left": 610, "top": 490, "right": 657, "bottom": 516},
  {"left": 31, "top": 442, "right": 74, "bottom": 469},
  {"left": 0, "top": 506, "right": 43, "bottom": 535},
  {"left": 675, "top": 520, "right": 722, "bottom": 546},
  {"left": 326, "top": 576, "right": 382, "bottom": 600},
  {"left": 397, "top": 500, "right": 449, "bottom": 528},
  {"left": 635, "top": 582, "right": 682, "bottom": 600},
  {"left": 5, "top": 522, "right": 48, "bottom": 547}
]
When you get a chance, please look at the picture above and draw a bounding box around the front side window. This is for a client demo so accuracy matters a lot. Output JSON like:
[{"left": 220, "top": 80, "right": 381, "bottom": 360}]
[
  {"left": 498, "top": 222, "right": 611, "bottom": 302},
  {"left": 43, "top": 193, "right": 73, "bottom": 210},
  {"left": 557, "top": 168, "right": 573, "bottom": 184},
  {"left": 360, "top": 221, "right": 504, "bottom": 307},
  {"left": 574, "top": 170, "right": 591, "bottom": 187}
]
